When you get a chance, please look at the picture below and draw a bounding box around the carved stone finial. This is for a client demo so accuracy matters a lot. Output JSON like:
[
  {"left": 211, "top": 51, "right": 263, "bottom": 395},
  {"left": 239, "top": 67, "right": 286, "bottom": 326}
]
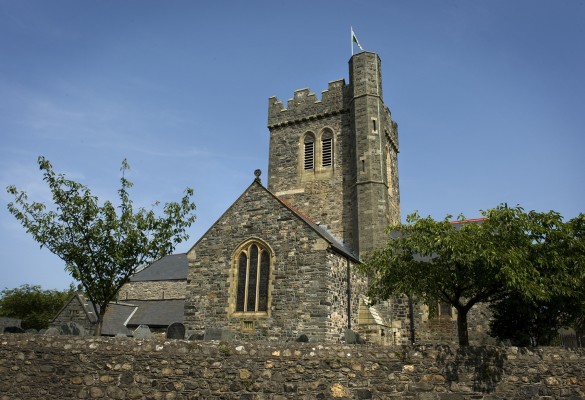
[{"left": 254, "top": 169, "right": 261, "bottom": 182}]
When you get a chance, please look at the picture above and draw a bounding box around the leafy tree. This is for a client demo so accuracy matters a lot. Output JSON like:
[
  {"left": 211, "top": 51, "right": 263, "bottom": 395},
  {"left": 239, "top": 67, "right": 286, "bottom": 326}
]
[
  {"left": 490, "top": 213, "right": 585, "bottom": 346},
  {"left": 0, "top": 284, "right": 74, "bottom": 330},
  {"left": 6, "top": 157, "right": 196, "bottom": 335},
  {"left": 489, "top": 293, "right": 582, "bottom": 347},
  {"left": 360, "top": 206, "right": 585, "bottom": 346}
]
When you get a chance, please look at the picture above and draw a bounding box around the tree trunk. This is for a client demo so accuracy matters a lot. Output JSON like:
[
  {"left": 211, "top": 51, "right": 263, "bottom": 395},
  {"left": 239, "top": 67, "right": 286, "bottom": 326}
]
[
  {"left": 94, "top": 305, "right": 107, "bottom": 336},
  {"left": 456, "top": 307, "right": 469, "bottom": 346}
]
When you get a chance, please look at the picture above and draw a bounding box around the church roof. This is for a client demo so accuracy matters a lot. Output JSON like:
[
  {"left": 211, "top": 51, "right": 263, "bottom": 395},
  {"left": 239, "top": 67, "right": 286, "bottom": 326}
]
[
  {"left": 130, "top": 253, "right": 188, "bottom": 282},
  {"left": 121, "top": 299, "right": 184, "bottom": 327},
  {"left": 101, "top": 303, "right": 135, "bottom": 336},
  {"left": 275, "top": 195, "right": 359, "bottom": 262},
  {"left": 100, "top": 299, "right": 185, "bottom": 335}
]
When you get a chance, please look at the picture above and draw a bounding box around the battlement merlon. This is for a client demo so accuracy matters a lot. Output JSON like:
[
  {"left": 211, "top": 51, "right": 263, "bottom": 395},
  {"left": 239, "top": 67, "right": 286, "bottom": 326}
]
[{"left": 267, "top": 79, "right": 346, "bottom": 129}]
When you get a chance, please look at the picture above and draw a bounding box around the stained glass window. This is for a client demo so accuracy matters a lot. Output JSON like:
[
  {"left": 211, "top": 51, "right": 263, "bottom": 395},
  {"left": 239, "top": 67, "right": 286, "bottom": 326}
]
[
  {"left": 236, "top": 253, "right": 247, "bottom": 312},
  {"left": 234, "top": 241, "right": 271, "bottom": 314}
]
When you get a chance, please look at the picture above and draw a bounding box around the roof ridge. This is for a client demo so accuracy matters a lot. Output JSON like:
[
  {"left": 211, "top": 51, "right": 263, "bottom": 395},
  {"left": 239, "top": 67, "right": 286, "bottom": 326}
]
[{"left": 276, "top": 196, "right": 318, "bottom": 225}]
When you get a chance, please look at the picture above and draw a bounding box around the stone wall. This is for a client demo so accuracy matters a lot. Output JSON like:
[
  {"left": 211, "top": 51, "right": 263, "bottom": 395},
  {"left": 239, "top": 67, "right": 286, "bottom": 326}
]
[
  {"left": 416, "top": 303, "right": 495, "bottom": 347},
  {"left": 118, "top": 280, "right": 186, "bottom": 301},
  {"left": 0, "top": 317, "right": 21, "bottom": 332},
  {"left": 1, "top": 334, "right": 584, "bottom": 399}
]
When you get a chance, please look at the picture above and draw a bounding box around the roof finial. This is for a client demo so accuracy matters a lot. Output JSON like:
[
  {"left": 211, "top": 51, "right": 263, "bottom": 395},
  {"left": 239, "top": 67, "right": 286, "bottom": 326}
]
[{"left": 254, "top": 169, "right": 261, "bottom": 183}]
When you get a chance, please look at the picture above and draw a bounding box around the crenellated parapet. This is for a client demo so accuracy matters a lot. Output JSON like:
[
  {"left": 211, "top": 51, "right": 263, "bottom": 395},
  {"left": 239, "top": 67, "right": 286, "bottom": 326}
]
[{"left": 268, "top": 79, "right": 347, "bottom": 128}]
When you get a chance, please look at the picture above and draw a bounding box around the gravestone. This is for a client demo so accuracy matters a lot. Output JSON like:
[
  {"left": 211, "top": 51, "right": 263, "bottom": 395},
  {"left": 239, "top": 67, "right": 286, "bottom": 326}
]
[
  {"left": 166, "top": 322, "right": 185, "bottom": 340},
  {"left": 345, "top": 329, "right": 366, "bottom": 344},
  {"left": 3, "top": 326, "right": 24, "bottom": 333},
  {"left": 296, "top": 334, "right": 309, "bottom": 342},
  {"left": 60, "top": 321, "right": 87, "bottom": 336},
  {"left": 204, "top": 327, "right": 233, "bottom": 341},
  {"left": 188, "top": 332, "right": 204, "bottom": 340},
  {"left": 133, "top": 324, "right": 153, "bottom": 339},
  {"left": 45, "top": 327, "right": 60, "bottom": 336}
]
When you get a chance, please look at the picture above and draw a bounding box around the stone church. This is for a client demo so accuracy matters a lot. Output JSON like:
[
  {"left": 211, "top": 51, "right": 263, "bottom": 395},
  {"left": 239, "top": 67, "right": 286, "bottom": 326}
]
[
  {"left": 183, "top": 51, "right": 402, "bottom": 343},
  {"left": 52, "top": 51, "right": 492, "bottom": 344}
]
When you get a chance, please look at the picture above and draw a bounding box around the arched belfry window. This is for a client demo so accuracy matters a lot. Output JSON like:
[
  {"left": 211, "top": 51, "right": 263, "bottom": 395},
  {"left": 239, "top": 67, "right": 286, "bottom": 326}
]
[
  {"left": 303, "top": 133, "right": 315, "bottom": 170},
  {"left": 234, "top": 241, "right": 271, "bottom": 313},
  {"left": 321, "top": 129, "right": 333, "bottom": 167}
]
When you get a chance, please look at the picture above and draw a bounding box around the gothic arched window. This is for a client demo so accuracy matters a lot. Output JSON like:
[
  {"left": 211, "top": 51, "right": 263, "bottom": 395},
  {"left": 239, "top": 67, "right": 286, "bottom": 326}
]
[
  {"left": 234, "top": 241, "right": 271, "bottom": 313},
  {"left": 303, "top": 133, "right": 315, "bottom": 170},
  {"left": 321, "top": 129, "right": 333, "bottom": 167}
]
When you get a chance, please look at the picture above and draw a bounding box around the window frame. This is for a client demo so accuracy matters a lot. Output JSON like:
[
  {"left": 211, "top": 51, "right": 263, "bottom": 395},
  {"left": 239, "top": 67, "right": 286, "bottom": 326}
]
[
  {"left": 300, "top": 129, "right": 334, "bottom": 179},
  {"left": 230, "top": 238, "right": 273, "bottom": 317}
]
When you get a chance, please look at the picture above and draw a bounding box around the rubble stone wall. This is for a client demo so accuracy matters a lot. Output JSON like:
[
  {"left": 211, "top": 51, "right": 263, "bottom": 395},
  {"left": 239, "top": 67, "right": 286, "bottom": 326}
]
[
  {"left": 1, "top": 334, "right": 584, "bottom": 399},
  {"left": 118, "top": 280, "right": 186, "bottom": 301}
]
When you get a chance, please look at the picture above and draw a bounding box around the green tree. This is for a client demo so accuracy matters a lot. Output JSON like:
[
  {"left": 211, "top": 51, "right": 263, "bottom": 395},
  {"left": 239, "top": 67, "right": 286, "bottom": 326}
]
[
  {"left": 360, "top": 206, "right": 584, "bottom": 346},
  {"left": 489, "top": 293, "right": 581, "bottom": 346},
  {"left": 0, "top": 284, "right": 74, "bottom": 330},
  {"left": 489, "top": 213, "right": 585, "bottom": 346},
  {"left": 6, "top": 157, "right": 196, "bottom": 335}
]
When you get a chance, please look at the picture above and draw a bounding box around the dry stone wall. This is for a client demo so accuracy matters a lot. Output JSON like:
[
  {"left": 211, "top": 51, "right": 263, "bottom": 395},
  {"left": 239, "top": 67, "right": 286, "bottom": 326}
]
[{"left": 1, "top": 334, "right": 584, "bottom": 399}]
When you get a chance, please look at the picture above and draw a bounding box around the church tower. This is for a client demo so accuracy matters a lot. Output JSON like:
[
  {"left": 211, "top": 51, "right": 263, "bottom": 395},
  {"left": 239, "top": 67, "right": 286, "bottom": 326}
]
[{"left": 267, "top": 51, "right": 399, "bottom": 258}]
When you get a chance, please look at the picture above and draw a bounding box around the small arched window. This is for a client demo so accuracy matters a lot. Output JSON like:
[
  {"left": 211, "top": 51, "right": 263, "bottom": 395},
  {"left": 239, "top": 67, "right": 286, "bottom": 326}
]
[
  {"left": 321, "top": 130, "right": 333, "bottom": 167},
  {"left": 235, "top": 242, "right": 271, "bottom": 313},
  {"left": 303, "top": 133, "right": 315, "bottom": 170}
]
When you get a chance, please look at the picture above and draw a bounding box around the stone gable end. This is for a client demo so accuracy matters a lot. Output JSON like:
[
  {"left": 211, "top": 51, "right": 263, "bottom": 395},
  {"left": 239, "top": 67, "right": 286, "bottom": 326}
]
[{"left": 184, "top": 180, "right": 363, "bottom": 342}]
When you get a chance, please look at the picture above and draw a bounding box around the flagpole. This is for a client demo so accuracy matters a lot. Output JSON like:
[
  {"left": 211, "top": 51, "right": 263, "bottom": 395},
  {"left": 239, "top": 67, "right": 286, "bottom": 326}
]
[{"left": 351, "top": 26, "right": 354, "bottom": 56}]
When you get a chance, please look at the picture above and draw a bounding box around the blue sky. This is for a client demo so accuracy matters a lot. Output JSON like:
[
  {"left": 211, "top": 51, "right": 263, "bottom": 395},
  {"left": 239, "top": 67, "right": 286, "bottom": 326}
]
[{"left": 1, "top": 1, "right": 584, "bottom": 291}]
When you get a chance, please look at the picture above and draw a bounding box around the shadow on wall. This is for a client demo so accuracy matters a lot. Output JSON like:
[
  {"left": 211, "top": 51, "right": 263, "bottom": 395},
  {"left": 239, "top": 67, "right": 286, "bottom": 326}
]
[{"left": 435, "top": 345, "right": 505, "bottom": 393}]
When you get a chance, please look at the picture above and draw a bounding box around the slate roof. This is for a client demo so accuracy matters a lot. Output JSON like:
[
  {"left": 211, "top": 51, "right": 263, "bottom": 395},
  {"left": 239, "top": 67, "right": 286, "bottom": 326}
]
[
  {"left": 130, "top": 253, "right": 188, "bottom": 281},
  {"left": 123, "top": 299, "right": 185, "bottom": 327},
  {"left": 276, "top": 195, "right": 359, "bottom": 262},
  {"left": 101, "top": 303, "right": 136, "bottom": 336},
  {"left": 98, "top": 300, "right": 184, "bottom": 334}
]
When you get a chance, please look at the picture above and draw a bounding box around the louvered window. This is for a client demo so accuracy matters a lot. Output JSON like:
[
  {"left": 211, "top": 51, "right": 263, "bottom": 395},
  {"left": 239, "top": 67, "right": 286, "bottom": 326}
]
[
  {"left": 235, "top": 242, "right": 270, "bottom": 313},
  {"left": 322, "top": 131, "right": 333, "bottom": 167},
  {"left": 304, "top": 134, "right": 315, "bottom": 170}
]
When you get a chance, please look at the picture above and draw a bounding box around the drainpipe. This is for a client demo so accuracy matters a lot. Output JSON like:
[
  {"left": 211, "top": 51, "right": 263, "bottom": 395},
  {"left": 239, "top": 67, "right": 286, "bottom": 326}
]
[{"left": 346, "top": 257, "right": 351, "bottom": 330}]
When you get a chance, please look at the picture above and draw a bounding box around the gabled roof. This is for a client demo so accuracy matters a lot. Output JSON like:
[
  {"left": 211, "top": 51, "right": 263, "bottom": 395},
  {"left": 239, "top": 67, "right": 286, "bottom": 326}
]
[
  {"left": 189, "top": 178, "right": 359, "bottom": 262},
  {"left": 50, "top": 292, "right": 98, "bottom": 324},
  {"left": 130, "top": 253, "right": 188, "bottom": 281}
]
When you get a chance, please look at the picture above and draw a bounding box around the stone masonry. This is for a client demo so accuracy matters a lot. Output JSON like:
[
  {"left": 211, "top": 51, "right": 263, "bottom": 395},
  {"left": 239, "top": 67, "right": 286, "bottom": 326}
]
[
  {"left": 1, "top": 334, "right": 584, "bottom": 399},
  {"left": 118, "top": 280, "right": 186, "bottom": 301},
  {"left": 268, "top": 51, "right": 400, "bottom": 257},
  {"left": 184, "top": 180, "right": 365, "bottom": 342}
]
